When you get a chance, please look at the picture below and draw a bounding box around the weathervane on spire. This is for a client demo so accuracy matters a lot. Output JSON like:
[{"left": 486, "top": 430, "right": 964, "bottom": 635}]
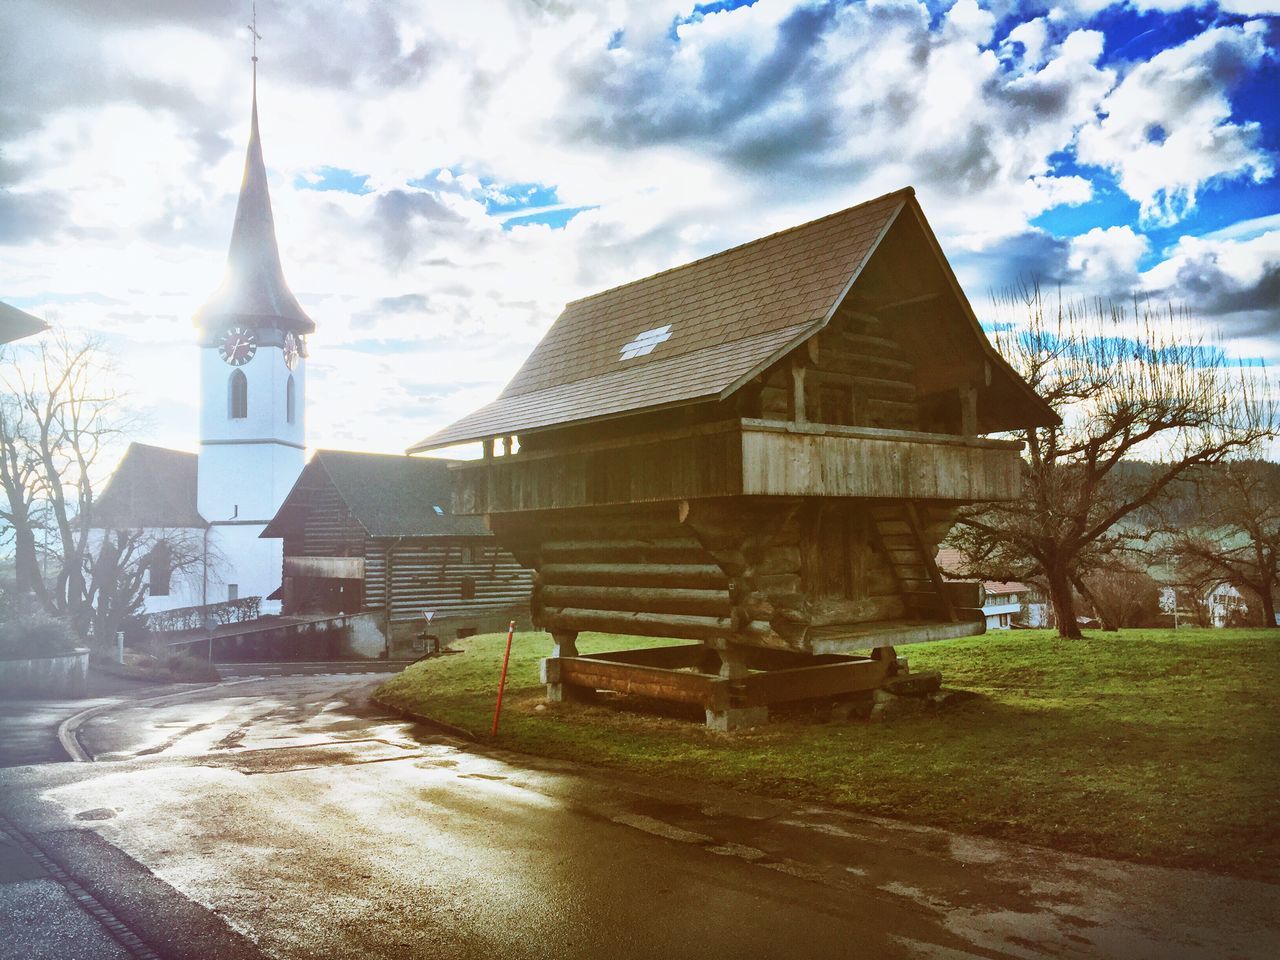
[{"left": 246, "top": 2, "right": 262, "bottom": 84}]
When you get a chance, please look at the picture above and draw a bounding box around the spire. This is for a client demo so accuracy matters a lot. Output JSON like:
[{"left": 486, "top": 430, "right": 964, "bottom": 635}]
[{"left": 195, "top": 20, "right": 313, "bottom": 336}]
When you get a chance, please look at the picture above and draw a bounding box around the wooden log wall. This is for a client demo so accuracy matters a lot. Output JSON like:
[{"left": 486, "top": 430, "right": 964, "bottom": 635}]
[
  {"left": 363, "top": 537, "right": 532, "bottom": 623},
  {"left": 758, "top": 306, "right": 919, "bottom": 431},
  {"left": 291, "top": 481, "right": 368, "bottom": 558},
  {"left": 492, "top": 496, "right": 965, "bottom": 654}
]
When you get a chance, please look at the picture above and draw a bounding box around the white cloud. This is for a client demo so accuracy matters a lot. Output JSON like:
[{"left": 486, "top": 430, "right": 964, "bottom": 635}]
[
  {"left": 1141, "top": 229, "right": 1280, "bottom": 344},
  {"left": 0, "top": 0, "right": 1274, "bottom": 456},
  {"left": 1067, "top": 225, "right": 1149, "bottom": 290},
  {"left": 1076, "top": 20, "right": 1273, "bottom": 226}
]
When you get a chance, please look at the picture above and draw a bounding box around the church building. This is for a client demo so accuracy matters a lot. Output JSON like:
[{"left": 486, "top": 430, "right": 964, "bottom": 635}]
[{"left": 95, "top": 65, "right": 308, "bottom": 615}]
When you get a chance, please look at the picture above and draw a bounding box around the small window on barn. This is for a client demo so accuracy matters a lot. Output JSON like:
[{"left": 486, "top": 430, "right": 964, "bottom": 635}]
[
  {"left": 460, "top": 576, "right": 476, "bottom": 600},
  {"left": 148, "top": 542, "right": 172, "bottom": 597},
  {"left": 229, "top": 369, "right": 248, "bottom": 419},
  {"left": 286, "top": 374, "right": 296, "bottom": 424}
]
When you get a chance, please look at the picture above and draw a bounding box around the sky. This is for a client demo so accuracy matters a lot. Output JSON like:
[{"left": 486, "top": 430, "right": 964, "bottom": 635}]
[{"left": 1, "top": 0, "right": 1277, "bottom": 458}]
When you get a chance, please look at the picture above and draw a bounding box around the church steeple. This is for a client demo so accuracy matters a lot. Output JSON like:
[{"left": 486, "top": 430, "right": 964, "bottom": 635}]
[{"left": 195, "top": 54, "right": 314, "bottom": 337}]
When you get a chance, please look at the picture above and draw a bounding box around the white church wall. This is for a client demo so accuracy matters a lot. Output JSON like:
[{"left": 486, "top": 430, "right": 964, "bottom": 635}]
[{"left": 207, "top": 523, "right": 284, "bottom": 613}]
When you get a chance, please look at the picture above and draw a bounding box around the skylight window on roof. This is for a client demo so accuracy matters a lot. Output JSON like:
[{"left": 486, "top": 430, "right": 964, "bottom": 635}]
[
  {"left": 619, "top": 324, "right": 673, "bottom": 361},
  {"left": 433, "top": 505, "right": 445, "bottom": 515}
]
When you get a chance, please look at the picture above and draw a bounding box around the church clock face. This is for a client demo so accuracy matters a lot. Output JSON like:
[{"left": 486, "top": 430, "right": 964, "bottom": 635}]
[
  {"left": 282, "top": 331, "right": 301, "bottom": 370},
  {"left": 219, "top": 327, "right": 257, "bottom": 366}
]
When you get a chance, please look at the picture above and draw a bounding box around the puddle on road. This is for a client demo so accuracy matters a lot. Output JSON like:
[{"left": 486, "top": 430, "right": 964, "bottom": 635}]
[
  {"left": 196, "top": 738, "right": 425, "bottom": 775},
  {"left": 74, "top": 807, "right": 118, "bottom": 821}
]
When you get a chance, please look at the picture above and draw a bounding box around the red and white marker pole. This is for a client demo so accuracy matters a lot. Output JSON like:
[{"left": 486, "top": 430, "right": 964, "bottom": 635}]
[{"left": 491, "top": 621, "right": 517, "bottom": 737}]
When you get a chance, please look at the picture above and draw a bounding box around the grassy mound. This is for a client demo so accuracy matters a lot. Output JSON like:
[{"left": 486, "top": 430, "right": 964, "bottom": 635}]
[{"left": 375, "top": 628, "right": 1280, "bottom": 881}]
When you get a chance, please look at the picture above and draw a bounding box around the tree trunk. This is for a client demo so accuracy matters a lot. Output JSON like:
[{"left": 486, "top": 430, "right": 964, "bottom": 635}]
[
  {"left": 1261, "top": 582, "right": 1277, "bottom": 630},
  {"left": 1046, "top": 563, "right": 1082, "bottom": 639},
  {"left": 12, "top": 526, "right": 42, "bottom": 599}
]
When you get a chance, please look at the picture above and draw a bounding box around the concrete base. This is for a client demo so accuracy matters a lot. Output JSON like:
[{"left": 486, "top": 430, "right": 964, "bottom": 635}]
[{"left": 705, "top": 705, "right": 769, "bottom": 732}]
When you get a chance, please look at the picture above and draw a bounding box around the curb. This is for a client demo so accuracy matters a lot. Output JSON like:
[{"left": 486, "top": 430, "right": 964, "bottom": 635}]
[
  {"left": 0, "top": 810, "right": 161, "bottom": 960},
  {"left": 57, "top": 679, "right": 262, "bottom": 763},
  {"left": 369, "top": 693, "right": 479, "bottom": 743}
]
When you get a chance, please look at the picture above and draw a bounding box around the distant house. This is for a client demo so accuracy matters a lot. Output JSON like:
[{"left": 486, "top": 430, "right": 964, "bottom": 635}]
[
  {"left": 935, "top": 548, "right": 1030, "bottom": 630},
  {"left": 0, "top": 301, "right": 47, "bottom": 344},
  {"left": 1206, "top": 582, "right": 1249, "bottom": 627},
  {"left": 261, "top": 451, "right": 533, "bottom": 655}
]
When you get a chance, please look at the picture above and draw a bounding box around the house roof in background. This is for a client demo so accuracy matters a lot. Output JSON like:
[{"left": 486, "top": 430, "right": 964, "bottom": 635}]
[
  {"left": 93, "top": 443, "right": 206, "bottom": 529},
  {"left": 0, "top": 301, "right": 48, "bottom": 344},
  {"left": 262, "top": 450, "right": 490, "bottom": 539},
  {"left": 935, "top": 547, "right": 1029, "bottom": 596}
]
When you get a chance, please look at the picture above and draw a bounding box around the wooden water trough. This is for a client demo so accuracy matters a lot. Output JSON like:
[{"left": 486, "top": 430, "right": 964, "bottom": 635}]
[{"left": 409, "top": 187, "right": 1055, "bottom": 729}]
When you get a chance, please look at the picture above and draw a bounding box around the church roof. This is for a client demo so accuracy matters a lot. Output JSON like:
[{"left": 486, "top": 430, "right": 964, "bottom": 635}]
[
  {"left": 409, "top": 187, "right": 1055, "bottom": 452},
  {"left": 0, "top": 301, "right": 47, "bottom": 344},
  {"left": 93, "top": 443, "right": 206, "bottom": 530},
  {"left": 261, "top": 450, "right": 490, "bottom": 540},
  {"left": 194, "top": 77, "right": 314, "bottom": 337}
]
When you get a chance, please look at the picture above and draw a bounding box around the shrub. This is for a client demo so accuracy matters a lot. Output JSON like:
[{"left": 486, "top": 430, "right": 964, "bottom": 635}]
[
  {"left": 0, "top": 610, "right": 79, "bottom": 660},
  {"left": 162, "top": 653, "right": 221, "bottom": 683}
]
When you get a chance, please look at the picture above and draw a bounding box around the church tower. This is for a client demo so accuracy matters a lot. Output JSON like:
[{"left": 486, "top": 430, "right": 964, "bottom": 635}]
[{"left": 194, "top": 54, "right": 312, "bottom": 608}]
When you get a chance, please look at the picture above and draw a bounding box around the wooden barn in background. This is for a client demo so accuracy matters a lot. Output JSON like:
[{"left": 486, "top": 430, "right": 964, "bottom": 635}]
[
  {"left": 261, "top": 451, "right": 532, "bottom": 655},
  {"left": 410, "top": 187, "right": 1055, "bottom": 727}
]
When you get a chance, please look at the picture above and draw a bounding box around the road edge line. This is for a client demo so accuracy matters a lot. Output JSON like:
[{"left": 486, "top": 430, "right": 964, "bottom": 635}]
[{"left": 56, "top": 679, "right": 263, "bottom": 763}]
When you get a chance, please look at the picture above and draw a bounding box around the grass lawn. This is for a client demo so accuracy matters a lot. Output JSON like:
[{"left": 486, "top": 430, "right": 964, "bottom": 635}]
[{"left": 374, "top": 627, "right": 1280, "bottom": 882}]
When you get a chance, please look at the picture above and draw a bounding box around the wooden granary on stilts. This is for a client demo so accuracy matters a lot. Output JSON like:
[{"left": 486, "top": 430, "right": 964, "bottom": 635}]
[{"left": 410, "top": 187, "right": 1055, "bottom": 729}]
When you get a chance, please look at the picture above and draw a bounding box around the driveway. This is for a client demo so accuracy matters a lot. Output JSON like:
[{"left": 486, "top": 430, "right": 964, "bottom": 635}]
[{"left": 0, "top": 673, "right": 1276, "bottom": 959}]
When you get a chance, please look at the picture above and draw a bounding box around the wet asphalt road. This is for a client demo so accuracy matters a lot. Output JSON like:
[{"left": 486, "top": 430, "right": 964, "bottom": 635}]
[{"left": 1, "top": 673, "right": 1278, "bottom": 960}]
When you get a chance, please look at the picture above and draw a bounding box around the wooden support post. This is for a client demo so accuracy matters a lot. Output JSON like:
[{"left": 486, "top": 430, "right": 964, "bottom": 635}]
[
  {"left": 482, "top": 437, "right": 495, "bottom": 460},
  {"left": 870, "top": 644, "right": 903, "bottom": 677},
  {"left": 550, "top": 629, "right": 578, "bottom": 658},
  {"left": 706, "top": 646, "right": 768, "bottom": 731},
  {"left": 502, "top": 435, "right": 513, "bottom": 456},
  {"left": 958, "top": 384, "right": 978, "bottom": 436},
  {"left": 544, "top": 629, "right": 594, "bottom": 703},
  {"left": 789, "top": 358, "right": 807, "bottom": 424}
]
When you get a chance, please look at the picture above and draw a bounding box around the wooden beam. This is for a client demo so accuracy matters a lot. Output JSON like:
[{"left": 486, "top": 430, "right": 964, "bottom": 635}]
[
  {"left": 540, "top": 562, "right": 728, "bottom": 588},
  {"left": 558, "top": 658, "right": 720, "bottom": 706},
  {"left": 789, "top": 357, "right": 807, "bottom": 424},
  {"left": 903, "top": 501, "right": 956, "bottom": 623},
  {"left": 540, "top": 585, "right": 732, "bottom": 617},
  {"left": 958, "top": 384, "right": 979, "bottom": 436},
  {"left": 542, "top": 607, "right": 742, "bottom": 642}
]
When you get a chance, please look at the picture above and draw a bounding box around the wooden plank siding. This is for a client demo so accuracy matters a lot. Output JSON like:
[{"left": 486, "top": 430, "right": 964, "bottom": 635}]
[
  {"left": 363, "top": 537, "right": 532, "bottom": 623},
  {"left": 452, "top": 419, "right": 1021, "bottom": 515},
  {"left": 739, "top": 425, "right": 1021, "bottom": 500}
]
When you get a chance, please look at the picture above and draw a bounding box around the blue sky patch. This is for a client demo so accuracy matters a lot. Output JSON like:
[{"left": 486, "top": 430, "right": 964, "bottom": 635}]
[{"left": 296, "top": 166, "right": 373, "bottom": 194}]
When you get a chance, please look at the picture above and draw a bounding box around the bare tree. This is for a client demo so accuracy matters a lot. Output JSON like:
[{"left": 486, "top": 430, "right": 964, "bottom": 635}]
[
  {"left": 85, "top": 527, "right": 209, "bottom": 647},
  {"left": 0, "top": 330, "right": 135, "bottom": 636},
  {"left": 1081, "top": 563, "right": 1161, "bottom": 629},
  {"left": 951, "top": 286, "right": 1275, "bottom": 639},
  {"left": 1163, "top": 460, "right": 1279, "bottom": 628}
]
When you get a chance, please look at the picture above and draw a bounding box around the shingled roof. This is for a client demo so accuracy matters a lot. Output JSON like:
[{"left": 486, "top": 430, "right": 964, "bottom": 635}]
[
  {"left": 410, "top": 187, "right": 1053, "bottom": 452},
  {"left": 93, "top": 443, "right": 206, "bottom": 529},
  {"left": 262, "top": 450, "right": 489, "bottom": 539},
  {"left": 411, "top": 190, "right": 907, "bottom": 451}
]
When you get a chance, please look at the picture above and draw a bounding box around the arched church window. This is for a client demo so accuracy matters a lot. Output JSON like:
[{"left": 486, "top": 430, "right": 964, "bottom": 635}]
[
  {"left": 286, "top": 374, "right": 296, "bottom": 424},
  {"left": 229, "top": 369, "right": 248, "bottom": 419}
]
